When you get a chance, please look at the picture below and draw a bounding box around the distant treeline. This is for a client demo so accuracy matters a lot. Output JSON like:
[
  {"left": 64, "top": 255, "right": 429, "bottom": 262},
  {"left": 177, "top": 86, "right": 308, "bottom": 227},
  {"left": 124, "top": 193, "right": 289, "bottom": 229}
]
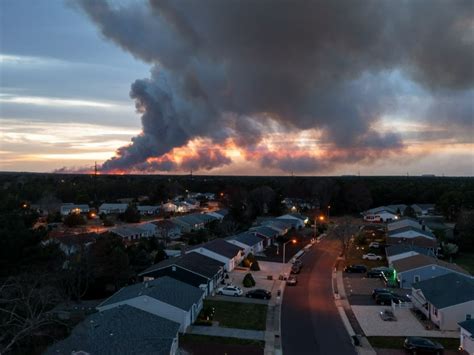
[{"left": 1, "top": 173, "right": 473, "bottom": 218}]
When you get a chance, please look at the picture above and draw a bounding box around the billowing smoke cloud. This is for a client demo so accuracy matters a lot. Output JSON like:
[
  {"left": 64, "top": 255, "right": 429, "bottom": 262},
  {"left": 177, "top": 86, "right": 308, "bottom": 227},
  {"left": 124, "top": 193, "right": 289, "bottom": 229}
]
[{"left": 77, "top": 0, "right": 473, "bottom": 173}]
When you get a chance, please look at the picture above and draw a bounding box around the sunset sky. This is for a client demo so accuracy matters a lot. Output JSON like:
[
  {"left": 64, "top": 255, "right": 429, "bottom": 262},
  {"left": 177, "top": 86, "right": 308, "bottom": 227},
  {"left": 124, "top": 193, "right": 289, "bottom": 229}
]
[{"left": 1, "top": 0, "right": 473, "bottom": 176}]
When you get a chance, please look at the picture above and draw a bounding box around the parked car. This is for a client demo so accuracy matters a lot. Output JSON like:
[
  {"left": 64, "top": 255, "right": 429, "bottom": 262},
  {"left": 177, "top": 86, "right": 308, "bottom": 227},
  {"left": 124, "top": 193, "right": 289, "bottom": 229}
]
[
  {"left": 379, "top": 309, "right": 397, "bottom": 321},
  {"left": 362, "top": 253, "right": 383, "bottom": 260},
  {"left": 372, "top": 288, "right": 392, "bottom": 299},
  {"left": 217, "top": 285, "right": 243, "bottom": 297},
  {"left": 392, "top": 293, "right": 411, "bottom": 303},
  {"left": 286, "top": 276, "right": 297, "bottom": 286},
  {"left": 375, "top": 293, "right": 393, "bottom": 305},
  {"left": 291, "top": 264, "right": 302, "bottom": 274},
  {"left": 366, "top": 270, "right": 384, "bottom": 278},
  {"left": 369, "top": 242, "right": 380, "bottom": 248},
  {"left": 344, "top": 265, "right": 367, "bottom": 273},
  {"left": 245, "top": 289, "right": 271, "bottom": 300},
  {"left": 403, "top": 337, "right": 444, "bottom": 354}
]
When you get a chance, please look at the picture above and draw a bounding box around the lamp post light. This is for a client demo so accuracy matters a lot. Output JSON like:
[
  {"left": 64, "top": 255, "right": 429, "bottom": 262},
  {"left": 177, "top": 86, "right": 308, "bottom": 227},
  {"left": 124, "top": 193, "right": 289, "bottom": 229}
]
[
  {"left": 282, "top": 239, "right": 297, "bottom": 264},
  {"left": 314, "top": 215, "right": 325, "bottom": 238},
  {"left": 327, "top": 205, "right": 331, "bottom": 219}
]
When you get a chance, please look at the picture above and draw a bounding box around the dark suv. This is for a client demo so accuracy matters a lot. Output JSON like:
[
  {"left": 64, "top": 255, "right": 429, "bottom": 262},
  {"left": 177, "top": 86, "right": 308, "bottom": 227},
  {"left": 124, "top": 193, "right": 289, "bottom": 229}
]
[
  {"left": 375, "top": 293, "right": 393, "bottom": 305},
  {"left": 344, "top": 265, "right": 367, "bottom": 273},
  {"left": 403, "top": 337, "right": 444, "bottom": 354},
  {"left": 367, "top": 269, "right": 384, "bottom": 278}
]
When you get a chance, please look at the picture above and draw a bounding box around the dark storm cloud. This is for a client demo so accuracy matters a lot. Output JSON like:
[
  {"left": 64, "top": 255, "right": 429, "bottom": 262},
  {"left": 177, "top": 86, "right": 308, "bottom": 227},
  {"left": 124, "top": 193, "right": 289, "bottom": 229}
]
[{"left": 77, "top": 0, "right": 474, "bottom": 172}]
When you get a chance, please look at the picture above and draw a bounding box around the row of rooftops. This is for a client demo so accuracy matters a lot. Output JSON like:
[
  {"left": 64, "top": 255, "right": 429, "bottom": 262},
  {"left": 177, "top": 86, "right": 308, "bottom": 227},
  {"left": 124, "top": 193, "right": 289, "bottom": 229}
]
[{"left": 363, "top": 204, "right": 436, "bottom": 216}]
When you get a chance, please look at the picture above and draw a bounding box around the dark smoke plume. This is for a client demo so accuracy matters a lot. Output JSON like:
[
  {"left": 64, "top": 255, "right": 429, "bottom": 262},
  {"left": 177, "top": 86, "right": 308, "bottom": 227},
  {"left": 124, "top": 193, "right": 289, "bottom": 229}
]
[{"left": 77, "top": 0, "right": 474, "bottom": 173}]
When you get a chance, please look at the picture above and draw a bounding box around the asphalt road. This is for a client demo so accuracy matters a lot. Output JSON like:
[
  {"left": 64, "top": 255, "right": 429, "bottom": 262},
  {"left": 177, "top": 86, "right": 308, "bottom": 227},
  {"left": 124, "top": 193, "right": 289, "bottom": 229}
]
[{"left": 281, "top": 237, "right": 357, "bottom": 355}]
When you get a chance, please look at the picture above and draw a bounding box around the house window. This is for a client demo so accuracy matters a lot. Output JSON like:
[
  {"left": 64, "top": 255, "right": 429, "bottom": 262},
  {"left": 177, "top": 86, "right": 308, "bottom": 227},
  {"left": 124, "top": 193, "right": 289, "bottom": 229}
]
[{"left": 414, "top": 275, "right": 420, "bottom": 283}]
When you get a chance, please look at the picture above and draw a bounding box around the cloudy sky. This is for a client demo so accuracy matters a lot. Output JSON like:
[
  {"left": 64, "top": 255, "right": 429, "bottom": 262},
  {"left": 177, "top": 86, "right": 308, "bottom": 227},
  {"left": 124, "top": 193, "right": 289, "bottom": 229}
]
[{"left": 1, "top": 0, "right": 473, "bottom": 176}]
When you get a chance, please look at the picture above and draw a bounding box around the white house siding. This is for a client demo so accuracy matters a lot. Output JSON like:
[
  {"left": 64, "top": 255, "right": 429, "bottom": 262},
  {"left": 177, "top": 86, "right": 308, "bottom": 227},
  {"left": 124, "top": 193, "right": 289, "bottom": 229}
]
[
  {"left": 434, "top": 301, "right": 474, "bottom": 331},
  {"left": 461, "top": 327, "right": 474, "bottom": 355},
  {"left": 387, "top": 251, "right": 420, "bottom": 265},
  {"left": 364, "top": 211, "right": 397, "bottom": 222},
  {"left": 97, "top": 296, "right": 201, "bottom": 333}
]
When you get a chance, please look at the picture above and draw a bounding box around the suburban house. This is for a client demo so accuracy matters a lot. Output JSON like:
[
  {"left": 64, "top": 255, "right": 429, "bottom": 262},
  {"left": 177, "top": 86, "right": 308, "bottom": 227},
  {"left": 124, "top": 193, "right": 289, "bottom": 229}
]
[
  {"left": 139, "top": 252, "right": 225, "bottom": 296},
  {"left": 137, "top": 205, "right": 160, "bottom": 215},
  {"left": 110, "top": 226, "right": 147, "bottom": 243},
  {"left": 99, "top": 203, "right": 128, "bottom": 214},
  {"left": 388, "top": 226, "right": 435, "bottom": 240},
  {"left": 277, "top": 213, "right": 309, "bottom": 228},
  {"left": 227, "top": 232, "right": 264, "bottom": 255},
  {"left": 412, "top": 204, "right": 436, "bottom": 216},
  {"left": 362, "top": 206, "right": 399, "bottom": 223},
  {"left": 387, "top": 217, "right": 429, "bottom": 232},
  {"left": 411, "top": 273, "right": 474, "bottom": 330},
  {"left": 173, "top": 214, "right": 206, "bottom": 233},
  {"left": 162, "top": 202, "right": 178, "bottom": 213},
  {"left": 459, "top": 319, "right": 474, "bottom": 355},
  {"left": 250, "top": 226, "right": 279, "bottom": 247},
  {"left": 46, "top": 305, "right": 180, "bottom": 355},
  {"left": 261, "top": 219, "right": 292, "bottom": 236},
  {"left": 387, "top": 226, "right": 438, "bottom": 253},
  {"left": 187, "top": 239, "right": 243, "bottom": 271},
  {"left": 97, "top": 276, "right": 205, "bottom": 332},
  {"left": 391, "top": 254, "right": 470, "bottom": 289},
  {"left": 60, "top": 203, "right": 90, "bottom": 216},
  {"left": 206, "top": 209, "right": 229, "bottom": 221},
  {"left": 136, "top": 222, "right": 158, "bottom": 238},
  {"left": 153, "top": 220, "right": 182, "bottom": 240},
  {"left": 385, "top": 244, "right": 436, "bottom": 265}
]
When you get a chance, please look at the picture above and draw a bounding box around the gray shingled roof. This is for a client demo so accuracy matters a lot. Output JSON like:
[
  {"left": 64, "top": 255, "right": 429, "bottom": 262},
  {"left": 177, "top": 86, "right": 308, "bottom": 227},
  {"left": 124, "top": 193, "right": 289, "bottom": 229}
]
[
  {"left": 139, "top": 252, "right": 224, "bottom": 279},
  {"left": 99, "top": 276, "right": 204, "bottom": 311},
  {"left": 388, "top": 226, "right": 435, "bottom": 239},
  {"left": 189, "top": 239, "right": 242, "bottom": 259},
  {"left": 250, "top": 226, "right": 279, "bottom": 238},
  {"left": 46, "top": 305, "right": 179, "bottom": 355},
  {"left": 228, "top": 232, "right": 262, "bottom": 247},
  {"left": 413, "top": 273, "right": 474, "bottom": 309},
  {"left": 459, "top": 319, "right": 474, "bottom": 334},
  {"left": 392, "top": 254, "right": 468, "bottom": 274},
  {"left": 385, "top": 244, "right": 435, "bottom": 257}
]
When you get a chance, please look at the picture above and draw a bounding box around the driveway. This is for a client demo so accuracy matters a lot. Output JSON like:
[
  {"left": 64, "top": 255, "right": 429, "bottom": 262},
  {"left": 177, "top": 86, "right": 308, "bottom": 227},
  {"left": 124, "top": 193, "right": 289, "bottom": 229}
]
[
  {"left": 352, "top": 306, "right": 459, "bottom": 338},
  {"left": 343, "top": 273, "right": 387, "bottom": 306}
]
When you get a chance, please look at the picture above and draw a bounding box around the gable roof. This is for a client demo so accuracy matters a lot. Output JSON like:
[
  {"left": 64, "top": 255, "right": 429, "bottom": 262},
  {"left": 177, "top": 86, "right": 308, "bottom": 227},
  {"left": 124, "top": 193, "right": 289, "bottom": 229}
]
[
  {"left": 459, "top": 319, "right": 474, "bottom": 334},
  {"left": 364, "top": 206, "right": 398, "bottom": 215},
  {"left": 392, "top": 254, "right": 469, "bottom": 274},
  {"left": 46, "top": 305, "right": 179, "bottom": 355},
  {"left": 386, "top": 236, "right": 438, "bottom": 249},
  {"left": 228, "top": 232, "right": 262, "bottom": 247},
  {"left": 99, "top": 276, "right": 204, "bottom": 311},
  {"left": 152, "top": 219, "right": 180, "bottom": 230},
  {"left": 387, "top": 217, "right": 424, "bottom": 231},
  {"left": 250, "top": 226, "right": 279, "bottom": 238},
  {"left": 413, "top": 273, "right": 474, "bottom": 309},
  {"left": 190, "top": 238, "right": 242, "bottom": 258},
  {"left": 139, "top": 252, "right": 224, "bottom": 279},
  {"left": 388, "top": 226, "right": 435, "bottom": 239},
  {"left": 385, "top": 244, "right": 435, "bottom": 258}
]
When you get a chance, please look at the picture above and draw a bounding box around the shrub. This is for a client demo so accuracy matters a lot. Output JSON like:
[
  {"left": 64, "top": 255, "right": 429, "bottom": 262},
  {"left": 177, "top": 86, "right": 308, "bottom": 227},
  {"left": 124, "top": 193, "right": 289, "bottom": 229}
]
[
  {"left": 354, "top": 233, "right": 367, "bottom": 246},
  {"left": 243, "top": 273, "right": 256, "bottom": 288},
  {"left": 250, "top": 260, "right": 260, "bottom": 271}
]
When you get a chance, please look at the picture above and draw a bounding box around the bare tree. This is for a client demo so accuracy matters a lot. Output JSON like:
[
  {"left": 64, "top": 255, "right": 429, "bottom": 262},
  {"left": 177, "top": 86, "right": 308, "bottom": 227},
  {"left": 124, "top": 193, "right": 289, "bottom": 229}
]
[{"left": 0, "top": 275, "right": 63, "bottom": 354}]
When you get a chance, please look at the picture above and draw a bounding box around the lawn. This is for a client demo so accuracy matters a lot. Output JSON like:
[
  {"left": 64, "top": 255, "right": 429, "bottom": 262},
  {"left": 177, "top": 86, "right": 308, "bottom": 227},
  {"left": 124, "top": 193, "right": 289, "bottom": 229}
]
[
  {"left": 368, "top": 336, "right": 459, "bottom": 350},
  {"left": 180, "top": 334, "right": 265, "bottom": 347},
  {"left": 201, "top": 300, "right": 267, "bottom": 330},
  {"left": 344, "top": 241, "right": 387, "bottom": 269},
  {"left": 453, "top": 252, "right": 474, "bottom": 275}
]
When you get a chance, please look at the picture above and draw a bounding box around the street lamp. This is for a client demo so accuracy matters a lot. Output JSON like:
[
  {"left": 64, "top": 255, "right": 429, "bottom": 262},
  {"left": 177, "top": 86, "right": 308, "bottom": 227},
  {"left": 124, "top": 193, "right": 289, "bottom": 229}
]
[
  {"left": 314, "top": 215, "right": 325, "bottom": 238},
  {"left": 282, "top": 239, "right": 297, "bottom": 264},
  {"left": 327, "top": 205, "right": 331, "bottom": 219}
]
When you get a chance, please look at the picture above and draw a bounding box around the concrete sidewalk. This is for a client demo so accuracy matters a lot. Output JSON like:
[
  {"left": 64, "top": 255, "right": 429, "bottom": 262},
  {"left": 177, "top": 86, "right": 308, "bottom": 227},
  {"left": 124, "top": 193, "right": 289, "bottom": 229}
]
[
  {"left": 335, "top": 269, "right": 377, "bottom": 355},
  {"left": 188, "top": 325, "right": 265, "bottom": 341}
]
